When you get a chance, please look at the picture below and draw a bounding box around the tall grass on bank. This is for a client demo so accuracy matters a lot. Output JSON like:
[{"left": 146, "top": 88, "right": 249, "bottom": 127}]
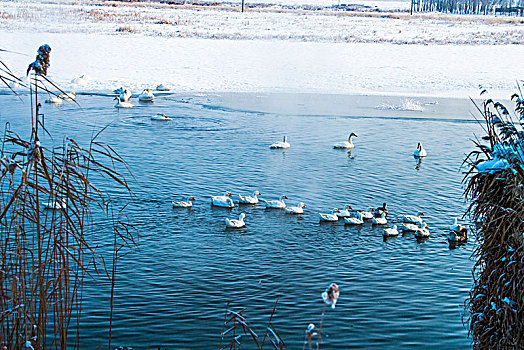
[
  {"left": 0, "top": 46, "right": 134, "bottom": 349},
  {"left": 464, "top": 90, "right": 524, "bottom": 348}
]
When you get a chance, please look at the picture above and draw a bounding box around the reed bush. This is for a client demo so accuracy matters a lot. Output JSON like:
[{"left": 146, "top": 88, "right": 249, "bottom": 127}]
[{"left": 464, "top": 89, "right": 524, "bottom": 348}]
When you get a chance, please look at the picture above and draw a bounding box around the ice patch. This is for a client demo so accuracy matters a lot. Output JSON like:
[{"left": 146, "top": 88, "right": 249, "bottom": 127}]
[{"left": 376, "top": 99, "right": 425, "bottom": 111}]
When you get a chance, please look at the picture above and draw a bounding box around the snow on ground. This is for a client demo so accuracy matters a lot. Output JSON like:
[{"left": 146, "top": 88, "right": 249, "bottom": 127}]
[{"left": 0, "top": 0, "right": 523, "bottom": 98}]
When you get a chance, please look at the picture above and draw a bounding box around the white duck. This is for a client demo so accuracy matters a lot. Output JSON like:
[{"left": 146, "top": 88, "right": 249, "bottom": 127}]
[
  {"left": 151, "top": 114, "right": 172, "bottom": 121},
  {"left": 402, "top": 223, "right": 419, "bottom": 232},
  {"left": 414, "top": 223, "right": 430, "bottom": 238},
  {"left": 139, "top": 89, "right": 155, "bottom": 102},
  {"left": 344, "top": 211, "right": 363, "bottom": 225},
  {"left": 119, "top": 89, "right": 132, "bottom": 102},
  {"left": 372, "top": 212, "right": 387, "bottom": 225},
  {"left": 114, "top": 97, "right": 133, "bottom": 108},
  {"left": 59, "top": 91, "right": 76, "bottom": 101},
  {"left": 43, "top": 198, "right": 67, "bottom": 210},
  {"left": 449, "top": 218, "right": 465, "bottom": 232},
  {"left": 319, "top": 209, "right": 340, "bottom": 222},
  {"left": 336, "top": 205, "right": 353, "bottom": 218},
  {"left": 172, "top": 196, "right": 196, "bottom": 208},
  {"left": 333, "top": 132, "right": 358, "bottom": 149},
  {"left": 360, "top": 208, "right": 375, "bottom": 220},
  {"left": 225, "top": 213, "right": 246, "bottom": 228},
  {"left": 414, "top": 142, "right": 427, "bottom": 157},
  {"left": 383, "top": 225, "right": 399, "bottom": 237},
  {"left": 284, "top": 202, "right": 306, "bottom": 214},
  {"left": 45, "top": 96, "right": 63, "bottom": 104},
  {"left": 262, "top": 195, "right": 288, "bottom": 209},
  {"left": 211, "top": 192, "right": 234, "bottom": 208},
  {"left": 270, "top": 136, "right": 290, "bottom": 149},
  {"left": 237, "top": 191, "right": 261, "bottom": 204},
  {"left": 403, "top": 212, "right": 424, "bottom": 225}
]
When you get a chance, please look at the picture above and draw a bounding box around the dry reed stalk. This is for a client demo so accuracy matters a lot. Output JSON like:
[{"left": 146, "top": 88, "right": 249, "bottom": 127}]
[
  {"left": 1, "top": 46, "right": 135, "bottom": 349},
  {"left": 463, "top": 90, "right": 524, "bottom": 349}
]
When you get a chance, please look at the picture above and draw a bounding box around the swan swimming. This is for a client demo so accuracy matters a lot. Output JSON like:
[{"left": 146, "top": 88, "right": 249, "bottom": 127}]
[
  {"left": 333, "top": 132, "right": 358, "bottom": 149},
  {"left": 449, "top": 218, "right": 465, "bottom": 232},
  {"left": 360, "top": 208, "right": 375, "bottom": 220},
  {"left": 372, "top": 212, "right": 387, "bottom": 225},
  {"left": 402, "top": 223, "right": 419, "bottom": 232},
  {"left": 211, "top": 192, "right": 234, "bottom": 208},
  {"left": 114, "top": 97, "right": 133, "bottom": 108},
  {"left": 344, "top": 211, "right": 363, "bottom": 225},
  {"left": 414, "top": 223, "right": 430, "bottom": 238},
  {"left": 270, "top": 136, "right": 290, "bottom": 149},
  {"left": 403, "top": 212, "right": 424, "bottom": 225},
  {"left": 262, "top": 195, "right": 288, "bottom": 209},
  {"left": 139, "top": 89, "right": 155, "bottom": 102},
  {"left": 336, "top": 205, "right": 353, "bottom": 218},
  {"left": 284, "top": 202, "right": 306, "bottom": 214},
  {"left": 414, "top": 143, "right": 427, "bottom": 157},
  {"left": 237, "top": 191, "right": 262, "bottom": 204},
  {"left": 45, "top": 96, "right": 63, "bottom": 104},
  {"left": 383, "top": 225, "right": 399, "bottom": 237},
  {"left": 319, "top": 209, "right": 340, "bottom": 222},
  {"left": 225, "top": 213, "right": 246, "bottom": 228},
  {"left": 172, "top": 196, "right": 196, "bottom": 208},
  {"left": 151, "top": 114, "right": 171, "bottom": 121},
  {"left": 374, "top": 203, "right": 388, "bottom": 218}
]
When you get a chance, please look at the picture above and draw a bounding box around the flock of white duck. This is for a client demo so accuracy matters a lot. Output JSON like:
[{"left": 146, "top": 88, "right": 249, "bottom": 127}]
[
  {"left": 170, "top": 134, "right": 467, "bottom": 243},
  {"left": 44, "top": 89, "right": 465, "bottom": 243}
]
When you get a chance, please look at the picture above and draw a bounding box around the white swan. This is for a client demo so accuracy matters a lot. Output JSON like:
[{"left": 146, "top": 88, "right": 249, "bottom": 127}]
[
  {"left": 139, "top": 89, "right": 155, "bottom": 102},
  {"left": 402, "top": 223, "right": 419, "bottom": 232},
  {"left": 333, "top": 132, "right": 358, "bottom": 149},
  {"left": 372, "top": 212, "right": 387, "bottom": 225},
  {"left": 344, "top": 211, "right": 363, "bottom": 225},
  {"left": 383, "top": 225, "right": 399, "bottom": 237},
  {"left": 449, "top": 218, "right": 465, "bottom": 232},
  {"left": 43, "top": 198, "right": 67, "bottom": 210},
  {"left": 270, "top": 136, "right": 290, "bottom": 149},
  {"left": 156, "top": 84, "right": 170, "bottom": 91},
  {"left": 45, "top": 96, "right": 62, "bottom": 104},
  {"left": 211, "top": 192, "right": 234, "bottom": 208},
  {"left": 336, "top": 205, "right": 353, "bottom": 218},
  {"left": 414, "top": 223, "right": 430, "bottom": 238},
  {"left": 114, "top": 97, "right": 133, "bottom": 108},
  {"left": 262, "top": 195, "right": 288, "bottom": 209},
  {"left": 172, "top": 196, "right": 195, "bottom": 208},
  {"left": 414, "top": 142, "right": 427, "bottom": 157},
  {"left": 225, "top": 213, "right": 246, "bottom": 228},
  {"left": 284, "top": 202, "right": 306, "bottom": 214},
  {"left": 319, "top": 209, "right": 340, "bottom": 222},
  {"left": 237, "top": 191, "right": 261, "bottom": 204},
  {"left": 59, "top": 91, "right": 76, "bottom": 101},
  {"left": 119, "top": 89, "right": 132, "bottom": 102},
  {"left": 151, "top": 114, "right": 171, "bottom": 121},
  {"left": 403, "top": 212, "right": 424, "bottom": 225}
]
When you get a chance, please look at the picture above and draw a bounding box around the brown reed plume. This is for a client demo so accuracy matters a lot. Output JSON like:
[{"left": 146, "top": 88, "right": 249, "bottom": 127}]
[
  {"left": 463, "top": 88, "right": 524, "bottom": 349},
  {"left": 1, "top": 45, "right": 134, "bottom": 349}
]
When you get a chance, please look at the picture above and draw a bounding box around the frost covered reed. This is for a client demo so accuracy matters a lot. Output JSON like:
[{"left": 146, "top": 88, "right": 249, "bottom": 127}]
[
  {"left": 463, "top": 90, "right": 524, "bottom": 348},
  {"left": 0, "top": 46, "right": 134, "bottom": 349}
]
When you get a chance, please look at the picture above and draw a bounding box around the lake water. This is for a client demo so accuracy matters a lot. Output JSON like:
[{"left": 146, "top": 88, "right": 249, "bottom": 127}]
[{"left": 0, "top": 91, "right": 482, "bottom": 349}]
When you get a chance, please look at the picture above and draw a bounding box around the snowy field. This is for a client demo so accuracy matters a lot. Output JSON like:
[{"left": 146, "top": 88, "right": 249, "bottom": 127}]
[{"left": 1, "top": 0, "right": 523, "bottom": 98}]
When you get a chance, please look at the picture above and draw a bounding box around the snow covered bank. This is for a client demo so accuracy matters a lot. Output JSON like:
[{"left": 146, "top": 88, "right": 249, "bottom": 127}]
[
  {"left": 2, "top": 31, "right": 523, "bottom": 98},
  {"left": 0, "top": 0, "right": 523, "bottom": 98}
]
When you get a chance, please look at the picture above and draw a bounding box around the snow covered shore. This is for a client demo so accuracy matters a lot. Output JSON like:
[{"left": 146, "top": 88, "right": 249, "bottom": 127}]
[{"left": 1, "top": 0, "right": 523, "bottom": 98}]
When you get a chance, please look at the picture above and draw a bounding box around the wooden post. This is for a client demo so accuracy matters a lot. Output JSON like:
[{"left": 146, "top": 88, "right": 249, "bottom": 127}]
[{"left": 242, "top": 0, "right": 244, "bottom": 12}]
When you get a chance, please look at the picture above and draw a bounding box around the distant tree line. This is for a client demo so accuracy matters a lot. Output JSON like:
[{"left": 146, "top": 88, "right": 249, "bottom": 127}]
[{"left": 411, "top": 0, "right": 524, "bottom": 14}]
